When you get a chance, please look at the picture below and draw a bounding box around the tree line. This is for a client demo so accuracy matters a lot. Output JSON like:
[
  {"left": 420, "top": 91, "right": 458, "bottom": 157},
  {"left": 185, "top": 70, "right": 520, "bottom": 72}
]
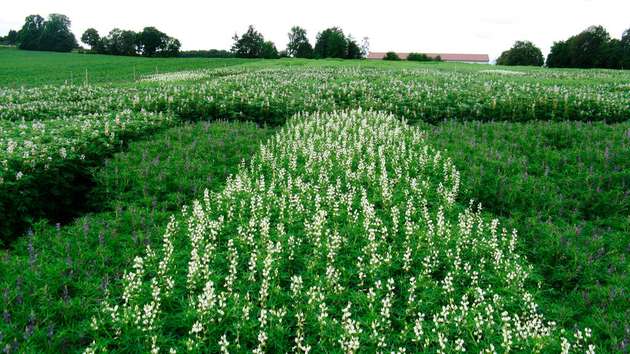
[
  {"left": 382, "top": 52, "right": 441, "bottom": 61},
  {"left": 2, "top": 13, "right": 181, "bottom": 57},
  {"left": 547, "top": 25, "right": 630, "bottom": 69},
  {"left": 497, "top": 25, "right": 630, "bottom": 69},
  {"left": 230, "top": 25, "right": 368, "bottom": 59},
  {"left": 7, "top": 14, "right": 78, "bottom": 52},
  {"left": 0, "top": 30, "right": 18, "bottom": 45},
  {"left": 81, "top": 27, "right": 181, "bottom": 57}
]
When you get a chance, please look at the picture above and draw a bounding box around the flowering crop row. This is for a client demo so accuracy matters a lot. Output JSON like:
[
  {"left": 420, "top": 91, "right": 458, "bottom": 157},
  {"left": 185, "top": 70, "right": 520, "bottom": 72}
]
[
  {"left": 0, "top": 110, "right": 174, "bottom": 244},
  {"left": 85, "top": 110, "right": 593, "bottom": 353},
  {"left": 2, "top": 67, "right": 628, "bottom": 124}
]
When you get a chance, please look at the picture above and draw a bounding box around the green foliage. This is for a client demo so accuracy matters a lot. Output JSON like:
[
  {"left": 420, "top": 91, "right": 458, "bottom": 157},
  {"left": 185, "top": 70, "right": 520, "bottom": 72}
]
[
  {"left": 346, "top": 36, "right": 362, "bottom": 59},
  {"left": 177, "top": 49, "right": 234, "bottom": 58},
  {"left": 17, "top": 14, "right": 77, "bottom": 52},
  {"left": 102, "top": 28, "right": 138, "bottom": 56},
  {"left": 78, "top": 26, "right": 180, "bottom": 57},
  {"left": 407, "top": 52, "right": 433, "bottom": 62},
  {"left": 547, "top": 25, "right": 630, "bottom": 69},
  {"left": 261, "top": 41, "right": 279, "bottom": 59},
  {"left": 137, "top": 27, "right": 181, "bottom": 57},
  {"left": 231, "top": 25, "right": 266, "bottom": 59},
  {"left": 3, "top": 65, "right": 629, "bottom": 124},
  {"left": 383, "top": 51, "right": 400, "bottom": 60},
  {"left": 427, "top": 120, "right": 630, "bottom": 352},
  {"left": 85, "top": 110, "right": 593, "bottom": 352},
  {"left": 91, "top": 121, "right": 274, "bottom": 212},
  {"left": 80, "top": 28, "right": 101, "bottom": 51},
  {"left": 314, "top": 27, "right": 347, "bottom": 58},
  {"left": 39, "top": 14, "right": 77, "bottom": 52},
  {"left": 230, "top": 26, "right": 278, "bottom": 60},
  {"left": 287, "top": 26, "right": 313, "bottom": 58},
  {"left": 0, "top": 30, "right": 18, "bottom": 45},
  {"left": 0, "top": 52, "right": 628, "bottom": 352},
  {"left": 17, "top": 15, "right": 45, "bottom": 50},
  {"left": 137, "top": 27, "right": 164, "bottom": 56},
  {"left": 0, "top": 121, "right": 272, "bottom": 352},
  {"left": 497, "top": 40, "right": 544, "bottom": 66},
  {"left": 0, "top": 111, "right": 175, "bottom": 244}
]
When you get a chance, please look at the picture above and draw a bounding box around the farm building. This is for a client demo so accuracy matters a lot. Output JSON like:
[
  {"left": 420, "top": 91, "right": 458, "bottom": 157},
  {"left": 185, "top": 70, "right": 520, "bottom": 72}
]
[{"left": 368, "top": 52, "right": 489, "bottom": 63}]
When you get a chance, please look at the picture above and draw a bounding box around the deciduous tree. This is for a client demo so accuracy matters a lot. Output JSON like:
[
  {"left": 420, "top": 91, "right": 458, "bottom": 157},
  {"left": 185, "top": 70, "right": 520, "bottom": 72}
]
[
  {"left": 346, "top": 35, "right": 362, "bottom": 59},
  {"left": 17, "top": 15, "right": 45, "bottom": 50},
  {"left": 38, "top": 14, "right": 77, "bottom": 52},
  {"left": 81, "top": 28, "right": 101, "bottom": 50},
  {"left": 137, "top": 27, "right": 167, "bottom": 57},
  {"left": 314, "top": 27, "right": 348, "bottom": 58},
  {"left": 231, "top": 25, "right": 265, "bottom": 58},
  {"left": 287, "top": 26, "right": 313, "bottom": 58},
  {"left": 496, "top": 40, "right": 544, "bottom": 66},
  {"left": 261, "top": 40, "right": 279, "bottom": 59}
]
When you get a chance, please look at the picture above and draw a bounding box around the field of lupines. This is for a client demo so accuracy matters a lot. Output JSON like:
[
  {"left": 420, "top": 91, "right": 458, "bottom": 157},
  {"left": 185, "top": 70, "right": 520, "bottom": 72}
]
[
  {"left": 2, "top": 66, "right": 628, "bottom": 242},
  {"left": 1, "top": 50, "right": 629, "bottom": 352},
  {"left": 2, "top": 67, "right": 629, "bottom": 124},
  {"left": 425, "top": 120, "right": 630, "bottom": 351},
  {"left": 84, "top": 110, "right": 593, "bottom": 353},
  {"left": 0, "top": 110, "right": 175, "bottom": 243}
]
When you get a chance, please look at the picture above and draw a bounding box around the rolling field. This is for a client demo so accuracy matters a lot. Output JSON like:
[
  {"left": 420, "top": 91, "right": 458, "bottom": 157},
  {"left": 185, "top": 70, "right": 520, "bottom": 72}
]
[{"left": 0, "top": 49, "right": 628, "bottom": 353}]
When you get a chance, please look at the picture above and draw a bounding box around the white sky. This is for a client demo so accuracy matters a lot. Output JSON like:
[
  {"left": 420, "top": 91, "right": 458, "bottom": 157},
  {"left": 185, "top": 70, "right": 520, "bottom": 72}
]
[{"left": 1, "top": 0, "right": 628, "bottom": 60}]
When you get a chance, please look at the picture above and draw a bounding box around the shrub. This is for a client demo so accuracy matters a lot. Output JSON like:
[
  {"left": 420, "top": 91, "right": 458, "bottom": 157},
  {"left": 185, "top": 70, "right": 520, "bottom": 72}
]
[
  {"left": 407, "top": 52, "right": 431, "bottom": 61},
  {"left": 383, "top": 51, "right": 400, "bottom": 60}
]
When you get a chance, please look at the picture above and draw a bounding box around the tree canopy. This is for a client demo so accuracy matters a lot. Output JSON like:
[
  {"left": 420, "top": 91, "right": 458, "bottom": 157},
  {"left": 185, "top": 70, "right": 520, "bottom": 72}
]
[
  {"left": 346, "top": 35, "right": 362, "bottom": 59},
  {"left": 383, "top": 52, "right": 401, "bottom": 61},
  {"left": 231, "top": 25, "right": 279, "bottom": 59},
  {"left": 231, "top": 25, "right": 265, "bottom": 58},
  {"left": 16, "top": 14, "right": 77, "bottom": 52},
  {"left": 17, "top": 15, "right": 45, "bottom": 50},
  {"left": 261, "top": 41, "right": 279, "bottom": 59},
  {"left": 81, "top": 28, "right": 101, "bottom": 50},
  {"left": 39, "top": 14, "right": 77, "bottom": 52},
  {"left": 547, "top": 25, "right": 629, "bottom": 69},
  {"left": 1, "top": 30, "right": 18, "bottom": 45},
  {"left": 497, "top": 41, "right": 544, "bottom": 66},
  {"left": 314, "top": 27, "right": 348, "bottom": 59},
  {"left": 80, "top": 26, "right": 180, "bottom": 57},
  {"left": 287, "top": 26, "right": 313, "bottom": 58},
  {"left": 313, "top": 27, "right": 366, "bottom": 59}
]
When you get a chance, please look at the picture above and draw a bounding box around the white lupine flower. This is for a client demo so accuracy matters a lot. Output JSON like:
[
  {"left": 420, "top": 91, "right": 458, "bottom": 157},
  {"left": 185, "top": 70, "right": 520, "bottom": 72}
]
[
  {"left": 86, "top": 110, "right": 595, "bottom": 353},
  {"left": 219, "top": 334, "right": 230, "bottom": 354},
  {"left": 190, "top": 321, "right": 203, "bottom": 335}
]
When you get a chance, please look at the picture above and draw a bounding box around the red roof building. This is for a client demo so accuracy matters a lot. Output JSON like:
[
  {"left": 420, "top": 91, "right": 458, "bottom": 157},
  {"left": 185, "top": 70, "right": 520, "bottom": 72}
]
[{"left": 368, "top": 52, "right": 489, "bottom": 63}]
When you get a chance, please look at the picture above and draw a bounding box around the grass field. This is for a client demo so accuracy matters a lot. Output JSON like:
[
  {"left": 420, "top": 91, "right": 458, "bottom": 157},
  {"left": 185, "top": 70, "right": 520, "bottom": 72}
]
[
  {"left": 0, "top": 47, "right": 251, "bottom": 87},
  {"left": 0, "top": 48, "right": 628, "bottom": 353}
]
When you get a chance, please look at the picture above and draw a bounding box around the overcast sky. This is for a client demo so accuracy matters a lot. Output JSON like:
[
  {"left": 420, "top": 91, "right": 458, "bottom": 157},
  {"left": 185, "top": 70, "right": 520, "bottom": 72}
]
[{"left": 1, "top": 0, "right": 628, "bottom": 60}]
